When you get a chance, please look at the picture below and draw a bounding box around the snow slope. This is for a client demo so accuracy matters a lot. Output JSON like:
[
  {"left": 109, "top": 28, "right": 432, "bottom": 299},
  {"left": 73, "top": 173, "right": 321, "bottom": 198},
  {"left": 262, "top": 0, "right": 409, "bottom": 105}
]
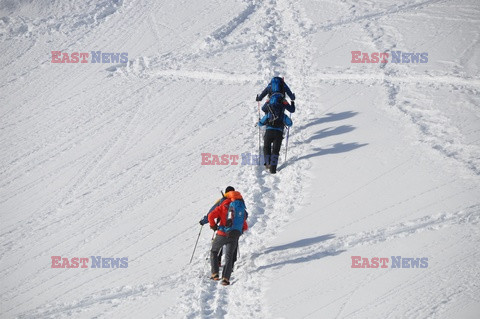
[{"left": 1, "top": 0, "right": 479, "bottom": 318}]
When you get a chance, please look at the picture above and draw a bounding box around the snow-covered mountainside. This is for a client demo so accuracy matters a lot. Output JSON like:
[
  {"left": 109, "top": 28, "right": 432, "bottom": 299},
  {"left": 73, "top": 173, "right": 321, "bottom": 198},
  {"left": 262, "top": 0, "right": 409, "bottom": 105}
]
[{"left": 1, "top": 0, "right": 479, "bottom": 318}]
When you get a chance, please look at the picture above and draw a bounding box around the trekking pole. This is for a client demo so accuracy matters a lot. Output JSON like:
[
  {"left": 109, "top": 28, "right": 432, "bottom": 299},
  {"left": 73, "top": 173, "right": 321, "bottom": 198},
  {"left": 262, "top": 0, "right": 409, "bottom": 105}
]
[
  {"left": 284, "top": 113, "right": 291, "bottom": 163},
  {"left": 258, "top": 101, "right": 261, "bottom": 160},
  {"left": 189, "top": 225, "right": 203, "bottom": 264}
]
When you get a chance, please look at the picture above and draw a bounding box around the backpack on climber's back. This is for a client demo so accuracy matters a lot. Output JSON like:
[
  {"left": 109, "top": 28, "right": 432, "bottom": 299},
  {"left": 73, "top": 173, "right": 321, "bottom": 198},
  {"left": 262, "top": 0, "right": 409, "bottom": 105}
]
[
  {"left": 270, "top": 77, "right": 285, "bottom": 97},
  {"left": 266, "top": 99, "right": 286, "bottom": 129},
  {"left": 225, "top": 199, "right": 247, "bottom": 236}
]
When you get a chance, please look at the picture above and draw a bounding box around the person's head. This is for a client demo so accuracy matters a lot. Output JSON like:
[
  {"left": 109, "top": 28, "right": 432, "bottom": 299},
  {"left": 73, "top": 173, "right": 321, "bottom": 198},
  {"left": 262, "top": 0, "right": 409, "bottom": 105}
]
[{"left": 225, "top": 186, "right": 235, "bottom": 194}]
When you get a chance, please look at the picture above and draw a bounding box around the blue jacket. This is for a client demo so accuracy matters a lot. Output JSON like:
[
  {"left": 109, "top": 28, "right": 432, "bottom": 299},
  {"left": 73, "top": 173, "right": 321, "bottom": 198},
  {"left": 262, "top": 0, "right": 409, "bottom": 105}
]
[
  {"left": 258, "top": 114, "right": 293, "bottom": 132},
  {"left": 258, "top": 81, "right": 295, "bottom": 101}
]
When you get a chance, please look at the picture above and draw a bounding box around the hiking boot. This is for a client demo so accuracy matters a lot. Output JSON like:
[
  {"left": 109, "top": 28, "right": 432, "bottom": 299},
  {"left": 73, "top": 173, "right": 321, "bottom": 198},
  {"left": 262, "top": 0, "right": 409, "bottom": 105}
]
[
  {"left": 269, "top": 165, "right": 277, "bottom": 174},
  {"left": 220, "top": 278, "right": 230, "bottom": 286},
  {"left": 210, "top": 273, "right": 220, "bottom": 281}
]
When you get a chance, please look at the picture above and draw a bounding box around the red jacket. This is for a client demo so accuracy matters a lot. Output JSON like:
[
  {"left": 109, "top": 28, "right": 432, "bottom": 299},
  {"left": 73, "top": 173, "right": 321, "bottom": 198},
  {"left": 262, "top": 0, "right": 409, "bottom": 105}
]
[{"left": 208, "top": 191, "right": 248, "bottom": 237}]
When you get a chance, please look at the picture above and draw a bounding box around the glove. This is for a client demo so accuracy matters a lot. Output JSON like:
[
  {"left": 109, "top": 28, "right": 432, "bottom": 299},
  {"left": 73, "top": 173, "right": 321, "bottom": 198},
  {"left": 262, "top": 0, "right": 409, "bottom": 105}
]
[
  {"left": 256, "top": 94, "right": 261, "bottom": 102},
  {"left": 291, "top": 93, "right": 296, "bottom": 100},
  {"left": 199, "top": 216, "right": 208, "bottom": 225},
  {"left": 291, "top": 100, "right": 295, "bottom": 107},
  {"left": 258, "top": 117, "right": 266, "bottom": 127},
  {"left": 210, "top": 224, "right": 218, "bottom": 231}
]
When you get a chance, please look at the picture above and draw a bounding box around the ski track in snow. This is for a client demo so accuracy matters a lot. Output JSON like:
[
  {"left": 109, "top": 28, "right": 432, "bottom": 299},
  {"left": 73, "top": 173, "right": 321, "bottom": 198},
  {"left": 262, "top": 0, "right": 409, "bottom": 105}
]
[
  {"left": 16, "top": 274, "right": 178, "bottom": 319},
  {"left": 347, "top": 0, "right": 480, "bottom": 176},
  {"left": 317, "top": 0, "right": 444, "bottom": 31}
]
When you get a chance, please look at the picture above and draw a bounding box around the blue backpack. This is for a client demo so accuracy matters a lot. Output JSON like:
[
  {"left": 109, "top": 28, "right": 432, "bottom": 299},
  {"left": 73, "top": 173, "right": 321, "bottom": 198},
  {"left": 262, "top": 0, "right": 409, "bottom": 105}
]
[
  {"left": 270, "top": 77, "right": 285, "bottom": 97},
  {"left": 225, "top": 200, "right": 247, "bottom": 235},
  {"left": 266, "top": 99, "right": 286, "bottom": 128}
]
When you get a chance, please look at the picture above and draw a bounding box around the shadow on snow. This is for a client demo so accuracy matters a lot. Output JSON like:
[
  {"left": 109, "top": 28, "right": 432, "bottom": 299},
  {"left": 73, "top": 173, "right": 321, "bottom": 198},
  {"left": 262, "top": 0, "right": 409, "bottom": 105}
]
[
  {"left": 295, "top": 111, "right": 359, "bottom": 132},
  {"left": 300, "top": 124, "right": 356, "bottom": 144},
  {"left": 295, "top": 142, "right": 368, "bottom": 162},
  {"left": 263, "top": 234, "right": 336, "bottom": 254},
  {"left": 255, "top": 234, "right": 345, "bottom": 271}
]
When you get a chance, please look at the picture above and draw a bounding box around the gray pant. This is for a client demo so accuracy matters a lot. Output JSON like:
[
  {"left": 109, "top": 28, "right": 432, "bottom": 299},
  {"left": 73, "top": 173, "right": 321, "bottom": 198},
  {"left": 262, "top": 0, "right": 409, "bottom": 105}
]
[{"left": 210, "top": 233, "right": 240, "bottom": 280}]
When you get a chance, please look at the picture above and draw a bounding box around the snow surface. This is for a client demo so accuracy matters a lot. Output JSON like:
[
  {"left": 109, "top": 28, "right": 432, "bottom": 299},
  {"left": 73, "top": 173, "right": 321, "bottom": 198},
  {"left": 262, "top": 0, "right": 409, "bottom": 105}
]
[{"left": 1, "top": 0, "right": 479, "bottom": 318}]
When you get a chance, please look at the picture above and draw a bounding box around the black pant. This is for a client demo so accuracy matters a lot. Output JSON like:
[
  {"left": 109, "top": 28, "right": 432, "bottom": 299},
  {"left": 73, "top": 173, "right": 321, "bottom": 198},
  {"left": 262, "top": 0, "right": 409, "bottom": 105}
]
[
  {"left": 211, "top": 233, "right": 240, "bottom": 280},
  {"left": 218, "top": 246, "right": 237, "bottom": 267},
  {"left": 264, "top": 129, "right": 283, "bottom": 173}
]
